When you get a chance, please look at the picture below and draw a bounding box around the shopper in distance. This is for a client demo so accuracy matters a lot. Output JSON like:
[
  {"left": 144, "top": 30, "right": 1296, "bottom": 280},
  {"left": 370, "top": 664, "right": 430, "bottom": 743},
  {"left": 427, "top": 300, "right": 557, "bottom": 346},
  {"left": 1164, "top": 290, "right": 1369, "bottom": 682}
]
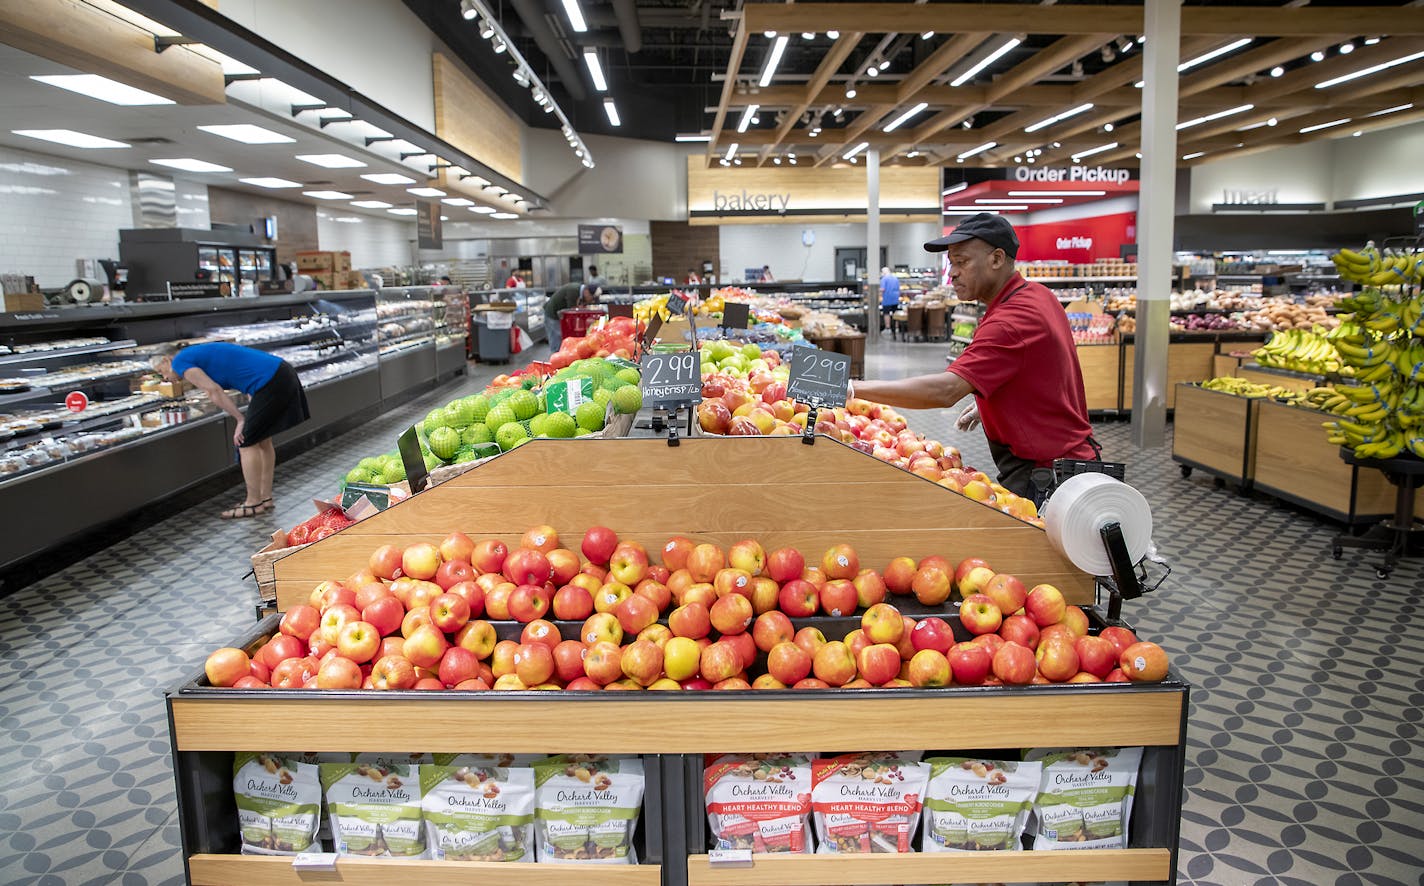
[
  {"left": 852, "top": 213, "right": 1098, "bottom": 504},
  {"left": 542, "top": 281, "right": 601, "bottom": 351},
  {"left": 879, "top": 265, "right": 901, "bottom": 331},
  {"left": 151, "top": 341, "right": 310, "bottom": 518}
]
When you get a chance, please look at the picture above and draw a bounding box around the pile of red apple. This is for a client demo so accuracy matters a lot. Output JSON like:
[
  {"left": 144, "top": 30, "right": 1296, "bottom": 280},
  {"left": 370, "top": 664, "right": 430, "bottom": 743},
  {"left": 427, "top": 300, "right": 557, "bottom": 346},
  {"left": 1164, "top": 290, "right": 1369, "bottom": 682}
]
[
  {"left": 204, "top": 526, "right": 1169, "bottom": 692},
  {"left": 547, "top": 315, "right": 642, "bottom": 370}
]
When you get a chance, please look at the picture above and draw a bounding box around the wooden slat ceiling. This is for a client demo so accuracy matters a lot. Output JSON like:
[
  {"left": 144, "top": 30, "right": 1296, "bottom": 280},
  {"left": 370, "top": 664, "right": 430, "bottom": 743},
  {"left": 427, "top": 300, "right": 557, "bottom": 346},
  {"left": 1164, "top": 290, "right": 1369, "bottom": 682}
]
[{"left": 706, "top": 2, "right": 1424, "bottom": 170}]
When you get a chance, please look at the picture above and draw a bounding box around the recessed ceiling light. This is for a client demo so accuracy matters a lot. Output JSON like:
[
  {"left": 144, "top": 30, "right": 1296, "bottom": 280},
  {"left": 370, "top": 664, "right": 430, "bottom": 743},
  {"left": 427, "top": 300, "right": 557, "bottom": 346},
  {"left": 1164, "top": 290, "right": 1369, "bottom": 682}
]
[
  {"left": 491, "top": 212, "right": 519, "bottom": 219},
  {"left": 470, "top": 205, "right": 497, "bottom": 214},
  {"left": 31, "top": 74, "right": 174, "bottom": 106},
  {"left": 407, "top": 187, "right": 447, "bottom": 197},
  {"left": 295, "top": 153, "right": 367, "bottom": 168},
  {"left": 361, "top": 173, "right": 417, "bottom": 185},
  {"left": 303, "top": 190, "right": 354, "bottom": 200},
  {"left": 197, "top": 124, "right": 295, "bottom": 144},
  {"left": 12, "top": 129, "right": 129, "bottom": 149},
  {"left": 1311, "top": 51, "right": 1326, "bottom": 62},
  {"left": 240, "top": 177, "right": 302, "bottom": 189},
  {"left": 351, "top": 200, "right": 393, "bottom": 208},
  {"left": 442, "top": 197, "right": 475, "bottom": 206},
  {"left": 388, "top": 207, "right": 419, "bottom": 215},
  {"left": 1270, "top": 66, "right": 1285, "bottom": 77},
  {"left": 150, "top": 158, "right": 232, "bottom": 173}
]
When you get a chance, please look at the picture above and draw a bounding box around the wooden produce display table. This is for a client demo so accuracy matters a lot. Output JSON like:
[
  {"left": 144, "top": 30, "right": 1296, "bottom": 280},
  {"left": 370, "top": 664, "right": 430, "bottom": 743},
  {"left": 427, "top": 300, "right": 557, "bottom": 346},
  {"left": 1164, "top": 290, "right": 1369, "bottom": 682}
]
[
  {"left": 1121, "top": 340, "right": 1217, "bottom": 410},
  {"left": 169, "top": 437, "right": 1188, "bottom": 886},
  {"left": 1252, "top": 399, "right": 1409, "bottom": 524},
  {"left": 1171, "top": 384, "right": 1259, "bottom": 488},
  {"left": 1075, "top": 343, "right": 1121, "bottom": 412},
  {"left": 1235, "top": 363, "right": 1325, "bottom": 394}
]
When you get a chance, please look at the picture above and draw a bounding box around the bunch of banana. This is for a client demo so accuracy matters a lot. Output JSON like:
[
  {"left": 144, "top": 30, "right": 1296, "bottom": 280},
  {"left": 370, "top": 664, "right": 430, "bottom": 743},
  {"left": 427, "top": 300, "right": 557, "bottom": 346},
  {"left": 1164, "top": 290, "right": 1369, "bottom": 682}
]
[
  {"left": 1201, "top": 376, "right": 1296, "bottom": 399},
  {"left": 1331, "top": 244, "right": 1424, "bottom": 287},
  {"left": 1301, "top": 386, "right": 1354, "bottom": 415},
  {"left": 1253, "top": 328, "right": 1341, "bottom": 374},
  {"left": 1333, "top": 336, "right": 1402, "bottom": 383}
]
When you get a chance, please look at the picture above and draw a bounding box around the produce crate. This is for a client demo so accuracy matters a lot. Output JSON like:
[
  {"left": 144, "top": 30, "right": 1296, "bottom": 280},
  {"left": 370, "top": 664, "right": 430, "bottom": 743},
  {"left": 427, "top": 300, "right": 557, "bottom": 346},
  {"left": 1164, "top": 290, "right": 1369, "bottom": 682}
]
[
  {"left": 1171, "top": 383, "right": 1259, "bottom": 488},
  {"left": 249, "top": 530, "right": 308, "bottom": 606},
  {"left": 1252, "top": 398, "right": 1419, "bottom": 525}
]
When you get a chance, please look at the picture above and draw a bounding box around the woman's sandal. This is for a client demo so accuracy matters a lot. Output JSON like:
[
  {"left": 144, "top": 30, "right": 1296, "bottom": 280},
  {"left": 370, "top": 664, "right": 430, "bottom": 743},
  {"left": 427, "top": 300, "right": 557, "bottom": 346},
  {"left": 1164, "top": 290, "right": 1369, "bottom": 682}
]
[
  {"left": 221, "top": 501, "right": 266, "bottom": 519},
  {"left": 257, "top": 497, "right": 274, "bottom": 513}
]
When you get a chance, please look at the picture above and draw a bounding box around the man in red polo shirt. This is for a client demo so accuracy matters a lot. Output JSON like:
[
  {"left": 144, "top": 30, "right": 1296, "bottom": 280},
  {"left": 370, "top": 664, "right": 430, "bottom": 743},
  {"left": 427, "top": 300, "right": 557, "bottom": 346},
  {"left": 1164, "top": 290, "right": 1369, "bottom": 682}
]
[{"left": 853, "top": 213, "right": 1097, "bottom": 503}]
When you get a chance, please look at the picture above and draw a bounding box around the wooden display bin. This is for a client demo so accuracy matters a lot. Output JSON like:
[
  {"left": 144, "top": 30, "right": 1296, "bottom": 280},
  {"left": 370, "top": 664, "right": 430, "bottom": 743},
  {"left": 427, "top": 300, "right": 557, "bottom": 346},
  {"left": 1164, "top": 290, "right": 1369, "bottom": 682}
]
[
  {"left": 169, "top": 438, "right": 1186, "bottom": 886},
  {"left": 1121, "top": 340, "right": 1216, "bottom": 411},
  {"left": 1235, "top": 363, "right": 1324, "bottom": 394},
  {"left": 1075, "top": 342, "right": 1120, "bottom": 412},
  {"left": 1252, "top": 399, "right": 1409, "bottom": 523},
  {"left": 1171, "top": 384, "right": 1259, "bottom": 487}
]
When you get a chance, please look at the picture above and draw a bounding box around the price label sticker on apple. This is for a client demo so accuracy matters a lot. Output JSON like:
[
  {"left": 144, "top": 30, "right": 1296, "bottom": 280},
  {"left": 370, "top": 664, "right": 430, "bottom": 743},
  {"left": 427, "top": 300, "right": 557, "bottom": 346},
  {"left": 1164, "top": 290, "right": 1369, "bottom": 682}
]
[
  {"left": 640, "top": 351, "right": 700, "bottom": 409},
  {"left": 292, "top": 851, "right": 339, "bottom": 870},
  {"left": 708, "top": 848, "right": 754, "bottom": 867},
  {"left": 787, "top": 346, "right": 851, "bottom": 408}
]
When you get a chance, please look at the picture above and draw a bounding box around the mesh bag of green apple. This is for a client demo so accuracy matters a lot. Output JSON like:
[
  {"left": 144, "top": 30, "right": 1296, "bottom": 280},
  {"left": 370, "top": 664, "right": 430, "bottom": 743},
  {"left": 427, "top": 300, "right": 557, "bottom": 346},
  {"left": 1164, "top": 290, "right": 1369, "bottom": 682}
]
[
  {"left": 232, "top": 753, "right": 322, "bottom": 855},
  {"left": 810, "top": 752, "right": 931, "bottom": 854},
  {"left": 421, "top": 757, "right": 536, "bottom": 862},
  {"left": 320, "top": 761, "right": 429, "bottom": 857},
  {"left": 921, "top": 757, "right": 1041, "bottom": 852},
  {"left": 533, "top": 755, "right": 645, "bottom": 863},
  {"left": 1024, "top": 747, "right": 1142, "bottom": 849},
  {"left": 704, "top": 754, "right": 814, "bottom": 854}
]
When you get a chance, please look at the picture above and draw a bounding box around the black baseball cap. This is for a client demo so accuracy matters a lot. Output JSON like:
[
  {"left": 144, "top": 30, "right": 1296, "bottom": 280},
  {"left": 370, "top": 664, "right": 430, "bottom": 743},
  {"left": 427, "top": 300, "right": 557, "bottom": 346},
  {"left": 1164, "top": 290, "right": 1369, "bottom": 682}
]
[{"left": 924, "top": 212, "right": 1020, "bottom": 257}]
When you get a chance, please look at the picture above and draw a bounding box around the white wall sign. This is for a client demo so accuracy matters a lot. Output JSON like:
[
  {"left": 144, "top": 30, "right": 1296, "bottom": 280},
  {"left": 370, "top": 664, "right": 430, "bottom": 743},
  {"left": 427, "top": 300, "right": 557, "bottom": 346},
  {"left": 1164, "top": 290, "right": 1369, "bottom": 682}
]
[
  {"left": 1221, "top": 188, "right": 1279, "bottom": 205},
  {"left": 713, "top": 190, "right": 792, "bottom": 211}
]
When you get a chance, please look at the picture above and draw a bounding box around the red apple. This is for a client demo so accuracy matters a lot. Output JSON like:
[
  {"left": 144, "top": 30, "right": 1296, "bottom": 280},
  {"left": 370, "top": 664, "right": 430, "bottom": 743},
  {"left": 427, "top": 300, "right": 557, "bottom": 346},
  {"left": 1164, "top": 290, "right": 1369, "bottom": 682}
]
[
  {"left": 883, "top": 557, "right": 917, "bottom": 595},
  {"left": 794, "top": 626, "right": 827, "bottom": 658},
  {"left": 700, "top": 641, "right": 742, "bottom": 684},
  {"left": 1106, "top": 668, "right": 1130, "bottom": 683},
  {"left": 992, "top": 642, "right": 1036, "bottom": 685},
  {"left": 953, "top": 557, "right": 992, "bottom": 591},
  {"left": 668, "top": 602, "right": 712, "bottom": 639},
  {"left": 581, "top": 612, "right": 624, "bottom": 646},
  {"left": 513, "top": 642, "right": 556, "bottom": 685},
  {"left": 709, "top": 594, "right": 754, "bottom": 636},
  {"left": 821, "top": 544, "right": 860, "bottom": 580},
  {"left": 748, "top": 576, "right": 780, "bottom": 615},
  {"left": 504, "top": 549, "right": 553, "bottom": 586},
  {"left": 454, "top": 620, "right": 497, "bottom": 659},
  {"left": 751, "top": 674, "right": 786, "bottom": 690},
  {"left": 583, "top": 641, "right": 624, "bottom": 685},
  {"left": 853, "top": 569, "right": 888, "bottom": 608},
  {"left": 1024, "top": 584, "right": 1067, "bottom": 627},
  {"left": 801, "top": 566, "right": 827, "bottom": 591},
  {"left": 1099, "top": 626, "right": 1140, "bottom": 657},
  {"left": 369, "top": 545, "right": 403, "bottom": 580},
  {"left": 857, "top": 643, "right": 901, "bottom": 685},
  {"left": 1120, "top": 641, "right": 1169, "bottom": 681},
  {"left": 812, "top": 641, "right": 857, "bottom": 687},
  {"left": 999, "top": 614, "right": 1040, "bottom": 651},
  {"left": 752, "top": 611, "right": 794, "bottom": 652},
  {"left": 520, "top": 619, "right": 561, "bottom": 651},
  {"left": 568, "top": 572, "right": 602, "bottom": 597},
  {"left": 682, "top": 584, "right": 716, "bottom": 609},
  {"left": 439, "top": 531, "right": 475, "bottom": 564},
  {"left": 663, "top": 636, "right": 701, "bottom": 681},
  {"left": 1035, "top": 637, "right": 1080, "bottom": 682},
  {"left": 546, "top": 549, "right": 581, "bottom": 586},
  {"left": 793, "top": 678, "right": 830, "bottom": 690},
  {"left": 401, "top": 543, "right": 442, "bottom": 581},
  {"left": 620, "top": 638, "right": 664, "bottom": 687},
  {"left": 438, "top": 646, "right": 482, "bottom": 686},
  {"left": 713, "top": 677, "right": 751, "bottom": 690},
  {"left": 566, "top": 677, "right": 601, "bottom": 691},
  {"left": 379, "top": 636, "right": 405, "bottom": 660},
  {"left": 910, "top": 617, "right": 955, "bottom": 654},
  {"left": 778, "top": 579, "right": 819, "bottom": 618},
  {"left": 634, "top": 579, "right": 672, "bottom": 612},
  {"left": 280, "top": 605, "right": 321, "bottom": 641},
  {"left": 353, "top": 583, "right": 390, "bottom": 612},
  {"left": 727, "top": 539, "right": 766, "bottom": 576},
  {"left": 508, "top": 584, "right": 552, "bottom": 623},
  {"left": 697, "top": 400, "right": 732, "bottom": 435},
  {"left": 484, "top": 584, "right": 514, "bottom": 621},
  {"left": 971, "top": 632, "right": 1006, "bottom": 659},
  {"left": 406, "top": 580, "right": 442, "bottom": 613},
  {"left": 553, "top": 584, "right": 595, "bottom": 621},
  {"left": 609, "top": 543, "right": 650, "bottom": 586},
  {"left": 318, "top": 582, "right": 357, "bottom": 614},
  {"left": 471, "top": 538, "right": 509, "bottom": 574},
  {"left": 370, "top": 655, "right": 417, "bottom": 690},
  {"left": 1061, "top": 605, "right": 1090, "bottom": 638},
  {"left": 444, "top": 581, "right": 486, "bottom": 620},
  {"left": 911, "top": 566, "right": 952, "bottom": 606},
  {"left": 686, "top": 543, "right": 726, "bottom": 583},
  {"left": 766, "top": 547, "right": 805, "bottom": 583},
  {"left": 552, "top": 640, "right": 589, "bottom": 683},
  {"left": 594, "top": 582, "right": 632, "bottom": 615},
  {"left": 319, "top": 604, "right": 361, "bottom": 646},
  {"left": 582, "top": 526, "right": 620, "bottom": 566},
  {"left": 520, "top": 524, "right": 558, "bottom": 553},
  {"left": 429, "top": 593, "right": 471, "bottom": 633},
  {"left": 958, "top": 594, "right": 1002, "bottom": 635},
  {"left": 581, "top": 562, "right": 609, "bottom": 582},
  {"left": 1074, "top": 635, "right": 1117, "bottom": 678},
  {"left": 844, "top": 628, "right": 871, "bottom": 660},
  {"left": 270, "top": 656, "right": 318, "bottom": 689},
  {"left": 336, "top": 620, "right": 381, "bottom": 664},
  {"left": 958, "top": 565, "right": 996, "bottom": 598},
  {"left": 907, "top": 649, "right": 952, "bottom": 687},
  {"left": 713, "top": 568, "right": 754, "bottom": 600},
  {"left": 983, "top": 573, "right": 1027, "bottom": 616},
  {"left": 638, "top": 624, "right": 672, "bottom": 648},
  {"left": 820, "top": 579, "right": 859, "bottom": 617},
  {"left": 434, "top": 558, "right": 476, "bottom": 591},
  {"left": 661, "top": 535, "right": 696, "bottom": 571},
  {"left": 205, "top": 648, "right": 250, "bottom": 687},
  {"left": 316, "top": 656, "right": 362, "bottom": 689},
  {"left": 615, "top": 593, "right": 659, "bottom": 635},
  {"left": 861, "top": 602, "right": 905, "bottom": 644},
  {"left": 947, "top": 642, "right": 991, "bottom": 685},
  {"left": 767, "top": 641, "right": 813, "bottom": 685},
  {"left": 404, "top": 624, "right": 449, "bottom": 670}
]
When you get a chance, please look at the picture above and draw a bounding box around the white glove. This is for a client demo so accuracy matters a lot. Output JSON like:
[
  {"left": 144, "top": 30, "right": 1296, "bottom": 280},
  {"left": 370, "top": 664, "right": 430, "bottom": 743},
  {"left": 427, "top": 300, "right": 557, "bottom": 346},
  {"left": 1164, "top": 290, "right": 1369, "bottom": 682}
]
[{"left": 956, "top": 402, "right": 981, "bottom": 432}]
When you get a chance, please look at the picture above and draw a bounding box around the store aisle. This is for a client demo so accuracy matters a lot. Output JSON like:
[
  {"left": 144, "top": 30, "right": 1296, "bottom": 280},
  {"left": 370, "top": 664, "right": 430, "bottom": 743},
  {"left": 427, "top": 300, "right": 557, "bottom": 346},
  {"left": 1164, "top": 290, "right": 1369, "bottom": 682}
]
[{"left": 0, "top": 341, "right": 1420, "bottom": 886}]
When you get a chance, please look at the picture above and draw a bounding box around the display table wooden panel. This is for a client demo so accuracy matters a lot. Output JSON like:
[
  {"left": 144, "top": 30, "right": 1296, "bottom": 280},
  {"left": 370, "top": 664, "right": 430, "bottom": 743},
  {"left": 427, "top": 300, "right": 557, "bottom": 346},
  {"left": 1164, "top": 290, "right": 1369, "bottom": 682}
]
[
  {"left": 1235, "top": 363, "right": 1323, "bottom": 394},
  {"left": 686, "top": 847, "right": 1171, "bottom": 885},
  {"left": 1075, "top": 343, "right": 1120, "bottom": 411},
  {"left": 188, "top": 854, "right": 660, "bottom": 885},
  {"left": 1171, "top": 384, "right": 1258, "bottom": 486},
  {"left": 272, "top": 437, "right": 1094, "bottom": 609},
  {"left": 1253, "top": 399, "right": 1401, "bottom": 522},
  {"left": 1165, "top": 342, "right": 1217, "bottom": 409}
]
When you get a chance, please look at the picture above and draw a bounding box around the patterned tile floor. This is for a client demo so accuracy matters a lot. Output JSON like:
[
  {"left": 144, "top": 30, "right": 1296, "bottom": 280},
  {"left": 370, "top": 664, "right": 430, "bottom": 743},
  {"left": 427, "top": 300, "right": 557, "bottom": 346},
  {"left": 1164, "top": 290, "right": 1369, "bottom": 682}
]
[{"left": 0, "top": 340, "right": 1420, "bottom": 885}]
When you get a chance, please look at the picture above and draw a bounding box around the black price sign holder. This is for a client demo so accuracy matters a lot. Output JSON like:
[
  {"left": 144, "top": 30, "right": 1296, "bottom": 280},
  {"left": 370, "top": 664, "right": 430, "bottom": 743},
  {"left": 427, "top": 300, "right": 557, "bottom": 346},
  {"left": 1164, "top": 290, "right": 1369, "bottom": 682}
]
[
  {"left": 786, "top": 346, "right": 852, "bottom": 446},
  {"left": 720, "top": 300, "right": 750, "bottom": 333},
  {"left": 640, "top": 350, "right": 700, "bottom": 446},
  {"left": 397, "top": 426, "right": 430, "bottom": 492}
]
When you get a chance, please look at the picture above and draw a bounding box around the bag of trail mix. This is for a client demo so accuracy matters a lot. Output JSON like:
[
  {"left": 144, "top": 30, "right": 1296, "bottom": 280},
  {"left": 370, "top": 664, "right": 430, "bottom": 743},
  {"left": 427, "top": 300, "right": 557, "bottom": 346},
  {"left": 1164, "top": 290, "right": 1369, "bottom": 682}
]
[
  {"left": 233, "top": 753, "right": 321, "bottom": 855},
  {"left": 421, "top": 762, "right": 536, "bottom": 862},
  {"left": 921, "top": 757, "right": 1041, "bottom": 852},
  {"left": 704, "top": 754, "right": 814, "bottom": 854},
  {"left": 810, "top": 752, "right": 930, "bottom": 854},
  {"left": 320, "top": 761, "right": 428, "bottom": 858},
  {"left": 431, "top": 753, "right": 547, "bottom": 768},
  {"left": 1024, "top": 747, "right": 1143, "bottom": 850},
  {"left": 533, "top": 755, "right": 644, "bottom": 863}
]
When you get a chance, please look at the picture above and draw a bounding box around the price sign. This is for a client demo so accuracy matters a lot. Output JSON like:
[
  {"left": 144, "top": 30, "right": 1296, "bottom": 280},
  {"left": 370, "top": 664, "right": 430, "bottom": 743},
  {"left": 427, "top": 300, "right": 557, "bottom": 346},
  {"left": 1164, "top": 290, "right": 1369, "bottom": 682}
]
[
  {"left": 720, "top": 301, "right": 750, "bottom": 330},
  {"left": 787, "top": 347, "right": 851, "bottom": 407},
  {"left": 64, "top": 391, "right": 89, "bottom": 413},
  {"left": 640, "top": 351, "right": 701, "bottom": 409},
  {"left": 666, "top": 290, "right": 692, "bottom": 316},
  {"left": 397, "top": 426, "right": 430, "bottom": 493},
  {"left": 608, "top": 303, "right": 635, "bottom": 319}
]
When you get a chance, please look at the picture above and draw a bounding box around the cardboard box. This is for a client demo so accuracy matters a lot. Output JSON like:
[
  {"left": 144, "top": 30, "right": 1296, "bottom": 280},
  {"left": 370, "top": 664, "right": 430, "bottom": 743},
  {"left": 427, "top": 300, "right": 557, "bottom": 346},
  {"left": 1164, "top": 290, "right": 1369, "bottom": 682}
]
[
  {"left": 295, "top": 251, "right": 334, "bottom": 271},
  {"left": 1, "top": 292, "right": 44, "bottom": 311},
  {"left": 343, "top": 271, "right": 366, "bottom": 290},
  {"left": 333, "top": 251, "right": 352, "bottom": 272},
  {"left": 308, "top": 270, "right": 336, "bottom": 289}
]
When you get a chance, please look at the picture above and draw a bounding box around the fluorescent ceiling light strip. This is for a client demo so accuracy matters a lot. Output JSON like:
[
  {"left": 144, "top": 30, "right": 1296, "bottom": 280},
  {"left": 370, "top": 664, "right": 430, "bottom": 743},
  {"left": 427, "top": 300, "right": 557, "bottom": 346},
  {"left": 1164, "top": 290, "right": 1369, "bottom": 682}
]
[
  {"left": 561, "top": 0, "right": 587, "bottom": 32},
  {"left": 151, "top": 158, "right": 230, "bottom": 172},
  {"left": 10, "top": 129, "right": 129, "bottom": 149},
  {"left": 1071, "top": 142, "right": 1118, "bottom": 161},
  {"left": 951, "top": 38, "right": 1021, "bottom": 87},
  {"left": 1182, "top": 151, "right": 1206, "bottom": 160},
  {"left": 470, "top": 205, "right": 497, "bottom": 214},
  {"left": 351, "top": 200, "right": 392, "bottom": 208},
  {"left": 197, "top": 124, "right": 294, "bottom": 144},
  {"left": 361, "top": 173, "right": 417, "bottom": 185},
  {"left": 945, "top": 204, "right": 1024, "bottom": 211},
  {"left": 882, "top": 102, "right": 929, "bottom": 133},
  {"left": 1007, "top": 190, "right": 1107, "bottom": 197},
  {"left": 604, "top": 99, "right": 621, "bottom": 126},
  {"left": 1299, "top": 118, "right": 1349, "bottom": 133},
  {"left": 942, "top": 182, "right": 969, "bottom": 196},
  {"left": 676, "top": 133, "right": 711, "bottom": 142},
  {"left": 1237, "top": 119, "right": 1274, "bottom": 131},
  {"left": 1366, "top": 103, "right": 1414, "bottom": 117},
  {"left": 583, "top": 51, "right": 608, "bottom": 92},
  {"left": 946, "top": 209, "right": 1000, "bottom": 215},
  {"left": 388, "top": 208, "right": 418, "bottom": 215},
  {"left": 842, "top": 141, "right": 870, "bottom": 160},
  {"left": 956, "top": 141, "right": 997, "bottom": 160},
  {"left": 491, "top": 212, "right": 519, "bottom": 219},
  {"left": 1023, "top": 102, "right": 1094, "bottom": 133},
  {"left": 759, "top": 35, "right": 790, "bottom": 87},
  {"left": 1316, "top": 51, "right": 1424, "bottom": 89},
  {"left": 30, "top": 74, "right": 174, "bottom": 106},
  {"left": 977, "top": 198, "right": 1063, "bottom": 204},
  {"left": 737, "top": 104, "right": 759, "bottom": 133},
  {"left": 303, "top": 190, "right": 354, "bottom": 200},
  {"left": 295, "top": 154, "right": 367, "bottom": 168},
  {"left": 725, "top": 143, "right": 740, "bottom": 161},
  {"left": 443, "top": 198, "right": 475, "bottom": 206},
  {"left": 240, "top": 177, "right": 301, "bottom": 189},
  {"left": 1177, "top": 104, "right": 1254, "bottom": 130},
  {"left": 1178, "top": 38, "right": 1252, "bottom": 73}
]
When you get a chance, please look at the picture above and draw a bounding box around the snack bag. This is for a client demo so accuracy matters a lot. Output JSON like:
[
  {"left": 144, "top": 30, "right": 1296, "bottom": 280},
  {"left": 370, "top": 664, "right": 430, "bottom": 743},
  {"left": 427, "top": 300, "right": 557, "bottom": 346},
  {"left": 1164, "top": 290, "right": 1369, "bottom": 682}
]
[
  {"left": 421, "top": 762, "right": 536, "bottom": 861},
  {"left": 705, "top": 754, "right": 813, "bottom": 854},
  {"left": 1024, "top": 747, "right": 1143, "bottom": 850},
  {"left": 321, "top": 761, "right": 428, "bottom": 857},
  {"left": 432, "top": 753, "right": 547, "bottom": 768},
  {"left": 810, "top": 752, "right": 930, "bottom": 854},
  {"left": 922, "top": 757, "right": 1041, "bottom": 852},
  {"left": 233, "top": 753, "right": 321, "bottom": 855},
  {"left": 533, "top": 755, "right": 644, "bottom": 863}
]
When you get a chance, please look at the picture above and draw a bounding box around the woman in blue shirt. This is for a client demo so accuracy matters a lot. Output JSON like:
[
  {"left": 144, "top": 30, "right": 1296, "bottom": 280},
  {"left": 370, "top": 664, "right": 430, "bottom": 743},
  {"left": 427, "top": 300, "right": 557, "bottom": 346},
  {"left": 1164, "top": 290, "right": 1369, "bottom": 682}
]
[{"left": 152, "top": 342, "right": 309, "bottom": 518}]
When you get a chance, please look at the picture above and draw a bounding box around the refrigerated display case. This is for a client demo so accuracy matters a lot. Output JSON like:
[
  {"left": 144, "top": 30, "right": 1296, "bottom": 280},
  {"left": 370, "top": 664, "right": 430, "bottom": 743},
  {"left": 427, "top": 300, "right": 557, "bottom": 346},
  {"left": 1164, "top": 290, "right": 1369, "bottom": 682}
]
[{"left": 119, "top": 228, "right": 279, "bottom": 299}]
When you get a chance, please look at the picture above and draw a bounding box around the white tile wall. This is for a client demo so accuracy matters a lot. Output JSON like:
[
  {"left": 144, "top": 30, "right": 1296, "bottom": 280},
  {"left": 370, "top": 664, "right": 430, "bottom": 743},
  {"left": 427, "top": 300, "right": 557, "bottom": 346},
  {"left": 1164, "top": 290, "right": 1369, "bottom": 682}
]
[
  {"left": 0, "top": 145, "right": 133, "bottom": 288},
  {"left": 316, "top": 210, "right": 415, "bottom": 269}
]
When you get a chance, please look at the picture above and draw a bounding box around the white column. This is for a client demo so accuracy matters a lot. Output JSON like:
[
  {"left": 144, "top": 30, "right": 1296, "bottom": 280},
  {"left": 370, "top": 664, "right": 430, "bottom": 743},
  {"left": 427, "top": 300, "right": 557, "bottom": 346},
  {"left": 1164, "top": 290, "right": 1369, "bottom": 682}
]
[
  {"left": 1131, "top": 0, "right": 1182, "bottom": 449},
  {"left": 866, "top": 148, "right": 881, "bottom": 343}
]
